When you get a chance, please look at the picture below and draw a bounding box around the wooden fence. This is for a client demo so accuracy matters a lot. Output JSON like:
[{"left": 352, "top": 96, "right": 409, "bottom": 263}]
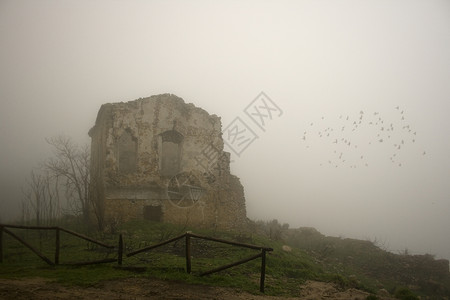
[
  {"left": 0, "top": 224, "right": 273, "bottom": 293},
  {"left": 127, "top": 232, "right": 273, "bottom": 292},
  {"left": 0, "top": 224, "right": 117, "bottom": 266}
]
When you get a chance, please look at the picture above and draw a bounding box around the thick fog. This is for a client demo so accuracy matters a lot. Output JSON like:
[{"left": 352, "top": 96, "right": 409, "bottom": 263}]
[{"left": 1, "top": 1, "right": 449, "bottom": 259}]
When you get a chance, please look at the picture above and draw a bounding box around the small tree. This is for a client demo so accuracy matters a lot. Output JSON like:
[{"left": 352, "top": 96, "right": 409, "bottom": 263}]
[
  {"left": 21, "top": 170, "right": 62, "bottom": 226},
  {"left": 255, "top": 219, "right": 288, "bottom": 241},
  {"left": 23, "top": 171, "right": 45, "bottom": 226},
  {"left": 45, "top": 135, "right": 92, "bottom": 227},
  {"left": 19, "top": 135, "right": 100, "bottom": 228}
]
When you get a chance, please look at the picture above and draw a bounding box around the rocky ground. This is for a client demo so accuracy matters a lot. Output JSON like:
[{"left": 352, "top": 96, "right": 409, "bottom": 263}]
[{"left": 0, "top": 277, "right": 397, "bottom": 300}]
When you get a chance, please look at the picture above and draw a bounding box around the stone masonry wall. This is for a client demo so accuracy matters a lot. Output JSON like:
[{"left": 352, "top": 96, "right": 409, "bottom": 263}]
[{"left": 89, "top": 94, "right": 248, "bottom": 231}]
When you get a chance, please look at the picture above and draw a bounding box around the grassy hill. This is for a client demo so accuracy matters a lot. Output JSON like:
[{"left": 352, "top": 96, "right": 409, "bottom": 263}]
[
  {"left": 1, "top": 219, "right": 449, "bottom": 299},
  {"left": 283, "top": 226, "right": 450, "bottom": 298}
]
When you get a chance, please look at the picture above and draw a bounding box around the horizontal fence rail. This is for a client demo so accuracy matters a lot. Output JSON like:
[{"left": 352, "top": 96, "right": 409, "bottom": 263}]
[
  {"left": 2, "top": 227, "right": 55, "bottom": 266},
  {"left": 0, "top": 224, "right": 118, "bottom": 266},
  {"left": 128, "top": 232, "right": 273, "bottom": 293},
  {"left": 0, "top": 224, "right": 273, "bottom": 293},
  {"left": 126, "top": 233, "right": 186, "bottom": 257},
  {"left": 187, "top": 232, "right": 273, "bottom": 251}
]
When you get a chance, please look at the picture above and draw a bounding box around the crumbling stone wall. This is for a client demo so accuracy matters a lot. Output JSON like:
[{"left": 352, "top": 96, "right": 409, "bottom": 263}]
[{"left": 89, "top": 94, "right": 247, "bottom": 230}]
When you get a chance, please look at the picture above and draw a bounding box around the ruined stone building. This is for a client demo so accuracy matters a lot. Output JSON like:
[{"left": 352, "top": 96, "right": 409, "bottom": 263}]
[{"left": 89, "top": 94, "right": 247, "bottom": 230}]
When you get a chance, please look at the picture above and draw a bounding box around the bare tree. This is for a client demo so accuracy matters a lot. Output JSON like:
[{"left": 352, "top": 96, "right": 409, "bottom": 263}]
[
  {"left": 20, "top": 197, "right": 31, "bottom": 225},
  {"left": 20, "top": 135, "right": 104, "bottom": 230},
  {"left": 22, "top": 171, "right": 45, "bottom": 226},
  {"left": 43, "top": 172, "right": 61, "bottom": 222},
  {"left": 21, "top": 169, "right": 62, "bottom": 226},
  {"left": 45, "top": 136, "right": 92, "bottom": 227}
]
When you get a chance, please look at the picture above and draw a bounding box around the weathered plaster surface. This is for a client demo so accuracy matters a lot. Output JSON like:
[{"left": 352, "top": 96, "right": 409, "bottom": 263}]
[{"left": 89, "top": 94, "right": 247, "bottom": 230}]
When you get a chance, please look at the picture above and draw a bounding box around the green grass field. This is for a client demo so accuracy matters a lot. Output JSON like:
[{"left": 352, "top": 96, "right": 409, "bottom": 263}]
[
  {"left": 0, "top": 220, "right": 347, "bottom": 296},
  {"left": 1, "top": 219, "right": 440, "bottom": 299}
]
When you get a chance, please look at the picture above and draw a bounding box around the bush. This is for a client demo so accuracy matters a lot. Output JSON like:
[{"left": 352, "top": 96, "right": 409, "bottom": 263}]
[{"left": 394, "top": 287, "right": 419, "bottom": 300}]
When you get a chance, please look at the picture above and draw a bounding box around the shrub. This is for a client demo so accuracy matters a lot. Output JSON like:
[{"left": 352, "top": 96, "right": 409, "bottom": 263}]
[{"left": 394, "top": 287, "right": 419, "bottom": 300}]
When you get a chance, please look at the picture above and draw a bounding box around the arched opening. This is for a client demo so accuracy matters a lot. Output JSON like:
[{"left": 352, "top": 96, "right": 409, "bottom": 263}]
[
  {"left": 159, "top": 130, "right": 183, "bottom": 176},
  {"left": 117, "top": 130, "right": 137, "bottom": 173}
]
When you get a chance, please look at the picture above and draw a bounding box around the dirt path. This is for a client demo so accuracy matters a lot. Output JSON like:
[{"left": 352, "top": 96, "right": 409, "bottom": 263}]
[{"left": 0, "top": 277, "right": 395, "bottom": 300}]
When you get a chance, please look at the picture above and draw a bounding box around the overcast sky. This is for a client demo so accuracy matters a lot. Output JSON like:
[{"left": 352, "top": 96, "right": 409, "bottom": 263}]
[{"left": 1, "top": 0, "right": 449, "bottom": 259}]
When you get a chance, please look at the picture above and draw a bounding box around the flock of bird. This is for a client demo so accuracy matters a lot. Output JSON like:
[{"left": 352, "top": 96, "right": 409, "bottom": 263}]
[{"left": 301, "top": 106, "right": 426, "bottom": 168}]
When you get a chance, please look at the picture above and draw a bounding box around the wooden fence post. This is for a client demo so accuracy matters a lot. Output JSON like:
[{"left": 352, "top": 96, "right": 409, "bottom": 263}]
[
  {"left": 118, "top": 234, "right": 123, "bottom": 265},
  {"left": 2, "top": 227, "right": 54, "bottom": 265},
  {"left": 260, "top": 249, "right": 267, "bottom": 293},
  {"left": 55, "top": 228, "right": 60, "bottom": 265},
  {"left": 185, "top": 233, "right": 191, "bottom": 274}
]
